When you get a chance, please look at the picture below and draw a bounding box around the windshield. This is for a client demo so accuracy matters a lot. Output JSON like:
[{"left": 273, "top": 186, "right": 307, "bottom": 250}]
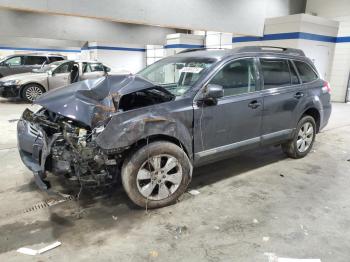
[
  {"left": 34, "top": 61, "right": 66, "bottom": 73},
  {"left": 137, "top": 57, "right": 215, "bottom": 96}
]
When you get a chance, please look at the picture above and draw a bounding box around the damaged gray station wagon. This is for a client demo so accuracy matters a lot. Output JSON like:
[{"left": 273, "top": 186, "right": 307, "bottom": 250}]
[{"left": 17, "top": 46, "right": 332, "bottom": 208}]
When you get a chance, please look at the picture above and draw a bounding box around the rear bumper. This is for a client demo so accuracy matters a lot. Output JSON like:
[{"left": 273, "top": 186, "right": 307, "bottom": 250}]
[
  {"left": 320, "top": 103, "right": 332, "bottom": 131},
  {"left": 0, "top": 85, "right": 20, "bottom": 98}
]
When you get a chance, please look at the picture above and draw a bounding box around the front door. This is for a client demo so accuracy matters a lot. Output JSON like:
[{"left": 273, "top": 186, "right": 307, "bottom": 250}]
[
  {"left": 194, "top": 57, "right": 262, "bottom": 163},
  {"left": 48, "top": 62, "right": 73, "bottom": 90},
  {"left": 1, "top": 56, "right": 26, "bottom": 76}
]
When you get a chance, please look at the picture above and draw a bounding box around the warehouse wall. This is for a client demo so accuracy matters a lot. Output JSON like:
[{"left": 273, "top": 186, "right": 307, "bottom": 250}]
[
  {"left": 233, "top": 14, "right": 338, "bottom": 85},
  {"left": 266, "top": 0, "right": 306, "bottom": 18},
  {"left": 0, "top": 9, "right": 176, "bottom": 45},
  {"left": 306, "top": 0, "right": 350, "bottom": 102},
  {"left": 0, "top": 0, "right": 307, "bottom": 36}
]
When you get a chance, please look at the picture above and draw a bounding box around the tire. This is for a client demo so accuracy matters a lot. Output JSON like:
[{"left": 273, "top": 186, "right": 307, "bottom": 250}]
[
  {"left": 22, "top": 84, "right": 45, "bottom": 102},
  {"left": 282, "top": 115, "right": 316, "bottom": 159},
  {"left": 121, "top": 141, "right": 192, "bottom": 209}
]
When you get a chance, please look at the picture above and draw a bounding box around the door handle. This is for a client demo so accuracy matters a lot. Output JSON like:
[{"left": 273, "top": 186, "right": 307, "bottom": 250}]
[
  {"left": 248, "top": 100, "right": 261, "bottom": 109},
  {"left": 294, "top": 92, "right": 304, "bottom": 99}
]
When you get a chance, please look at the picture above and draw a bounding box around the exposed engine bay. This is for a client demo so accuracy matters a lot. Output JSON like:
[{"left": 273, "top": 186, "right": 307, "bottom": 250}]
[{"left": 22, "top": 108, "right": 121, "bottom": 188}]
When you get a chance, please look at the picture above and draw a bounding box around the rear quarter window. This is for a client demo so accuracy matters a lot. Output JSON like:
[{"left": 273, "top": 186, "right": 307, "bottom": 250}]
[
  {"left": 293, "top": 60, "right": 318, "bottom": 83},
  {"left": 48, "top": 57, "right": 64, "bottom": 63}
]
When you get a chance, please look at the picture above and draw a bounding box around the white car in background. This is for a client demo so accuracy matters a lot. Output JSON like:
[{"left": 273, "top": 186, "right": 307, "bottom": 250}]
[{"left": 0, "top": 60, "right": 112, "bottom": 102}]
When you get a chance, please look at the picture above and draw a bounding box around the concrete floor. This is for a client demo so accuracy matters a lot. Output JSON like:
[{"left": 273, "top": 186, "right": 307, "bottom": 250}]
[{"left": 0, "top": 98, "right": 349, "bottom": 262}]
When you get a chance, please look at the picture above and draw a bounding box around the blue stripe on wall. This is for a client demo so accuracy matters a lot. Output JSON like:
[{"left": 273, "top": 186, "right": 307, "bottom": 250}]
[
  {"left": 232, "top": 32, "right": 348, "bottom": 43},
  {"left": 336, "top": 36, "right": 350, "bottom": 43},
  {"left": 164, "top": 44, "right": 205, "bottom": 49},
  {"left": 86, "top": 46, "right": 146, "bottom": 52},
  {"left": 0, "top": 46, "right": 81, "bottom": 53}
]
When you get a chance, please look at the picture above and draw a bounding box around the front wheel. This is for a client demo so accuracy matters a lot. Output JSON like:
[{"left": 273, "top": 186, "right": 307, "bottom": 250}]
[
  {"left": 121, "top": 141, "right": 192, "bottom": 209},
  {"left": 282, "top": 115, "right": 316, "bottom": 159},
  {"left": 22, "top": 84, "right": 45, "bottom": 102}
]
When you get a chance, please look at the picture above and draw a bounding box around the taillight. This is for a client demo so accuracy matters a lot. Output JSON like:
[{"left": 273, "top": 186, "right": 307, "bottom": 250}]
[{"left": 322, "top": 81, "right": 331, "bottom": 94}]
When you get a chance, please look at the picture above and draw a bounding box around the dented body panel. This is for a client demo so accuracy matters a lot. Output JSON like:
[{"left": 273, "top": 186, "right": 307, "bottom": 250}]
[{"left": 96, "top": 98, "right": 194, "bottom": 159}]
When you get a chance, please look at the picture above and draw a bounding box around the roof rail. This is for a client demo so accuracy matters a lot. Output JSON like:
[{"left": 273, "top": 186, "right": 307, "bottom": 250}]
[
  {"left": 234, "top": 46, "right": 305, "bottom": 56},
  {"left": 177, "top": 47, "right": 225, "bottom": 54}
]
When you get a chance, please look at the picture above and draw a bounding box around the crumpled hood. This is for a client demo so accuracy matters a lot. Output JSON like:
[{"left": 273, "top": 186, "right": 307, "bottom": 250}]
[{"left": 34, "top": 74, "right": 156, "bottom": 128}]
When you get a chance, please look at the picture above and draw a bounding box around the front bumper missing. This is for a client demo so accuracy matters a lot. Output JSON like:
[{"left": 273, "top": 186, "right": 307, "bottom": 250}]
[{"left": 0, "top": 85, "right": 20, "bottom": 98}]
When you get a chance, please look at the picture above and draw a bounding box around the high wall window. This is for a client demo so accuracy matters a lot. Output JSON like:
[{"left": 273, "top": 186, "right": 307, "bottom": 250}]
[{"left": 146, "top": 45, "right": 165, "bottom": 66}]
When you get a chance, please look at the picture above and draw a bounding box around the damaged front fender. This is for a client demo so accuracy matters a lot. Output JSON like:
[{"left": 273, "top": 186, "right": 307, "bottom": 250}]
[{"left": 95, "top": 103, "right": 193, "bottom": 159}]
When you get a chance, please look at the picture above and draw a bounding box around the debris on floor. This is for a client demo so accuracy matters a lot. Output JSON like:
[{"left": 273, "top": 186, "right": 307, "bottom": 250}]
[
  {"left": 165, "top": 224, "right": 189, "bottom": 239},
  {"left": 253, "top": 218, "right": 259, "bottom": 224},
  {"left": 264, "top": 252, "right": 321, "bottom": 262},
  {"left": 263, "top": 236, "right": 270, "bottom": 241},
  {"left": 149, "top": 250, "right": 159, "bottom": 258},
  {"left": 17, "top": 241, "right": 61, "bottom": 256},
  {"left": 8, "top": 118, "right": 19, "bottom": 123},
  {"left": 112, "top": 215, "right": 118, "bottom": 221},
  {"left": 280, "top": 173, "right": 285, "bottom": 177},
  {"left": 300, "top": 224, "right": 309, "bottom": 236},
  {"left": 214, "top": 225, "right": 220, "bottom": 230},
  {"left": 188, "top": 189, "right": 200, "bottom": 196}
]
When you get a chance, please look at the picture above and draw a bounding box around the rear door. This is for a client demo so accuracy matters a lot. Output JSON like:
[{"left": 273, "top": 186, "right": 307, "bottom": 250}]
[
  {"left": 194, "top": 57, "right": 263, "bottom": 163},
  {"left": 80, "top": 62, "right": 107, "bottom": 80},
  {"left": 259, "top": 57, "right": 305, "bottom": 145}
]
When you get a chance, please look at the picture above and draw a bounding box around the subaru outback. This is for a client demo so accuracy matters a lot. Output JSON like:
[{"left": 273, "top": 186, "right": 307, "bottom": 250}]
[{"left": 17, "top": 46, "right": 331, "bottom": 208}]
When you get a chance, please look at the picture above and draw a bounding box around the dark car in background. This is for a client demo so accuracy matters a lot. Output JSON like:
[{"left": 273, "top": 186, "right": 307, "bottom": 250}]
[
  {"left": 17, "top": 46, "right": 331, "bottom": 208},
  {"left": 0, "top": 53, "right": 65, "bottom": 78}
]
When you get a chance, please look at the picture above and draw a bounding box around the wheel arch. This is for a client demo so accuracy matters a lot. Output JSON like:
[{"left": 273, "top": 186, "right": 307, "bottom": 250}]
[
  {"left": 125, "top": 134, "right": 191, "bottom": 160},
  {"left": 301, "top": 107, "right": 321, "bottom": 133}
]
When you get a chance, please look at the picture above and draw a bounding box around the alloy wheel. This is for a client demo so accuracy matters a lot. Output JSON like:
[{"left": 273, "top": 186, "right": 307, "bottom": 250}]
[
  {"left": 25, "top": 86, "right": 43, "bottom": 102},
  {"left": 297, "top": 122, "right": 314, "bottom": 153},
  {"left": 136, "top": 154, "right": 183, "bottom": 200}
]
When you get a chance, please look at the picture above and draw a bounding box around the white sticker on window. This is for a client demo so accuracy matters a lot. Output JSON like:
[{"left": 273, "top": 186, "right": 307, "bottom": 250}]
[{"left": 180, "top": 67, "right": 203, "bottom": 73}]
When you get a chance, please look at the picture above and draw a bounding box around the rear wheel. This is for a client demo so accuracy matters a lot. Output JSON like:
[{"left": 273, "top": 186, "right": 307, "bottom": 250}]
[
  {"left": 282, "top": 115, "right": 316, "bottom": 159},
  {"left": 121, "top": 141, "right": 192, "bottom": 209},
  {"left": 22, "top": 84, "right": 45, "bottom": 102}
]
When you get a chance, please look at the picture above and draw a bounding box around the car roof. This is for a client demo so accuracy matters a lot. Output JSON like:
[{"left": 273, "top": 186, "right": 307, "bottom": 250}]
[
  {"left": 174, "top": 46, "right": 306, "bottom": 60},
  {"left": 7, "top": 53, "right": 64, "bottom": 57}
]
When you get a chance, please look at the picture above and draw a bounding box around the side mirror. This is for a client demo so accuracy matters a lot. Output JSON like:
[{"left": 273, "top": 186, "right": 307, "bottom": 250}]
[{"left": 198, "top": 84, "right": 224, "bottom": 106}]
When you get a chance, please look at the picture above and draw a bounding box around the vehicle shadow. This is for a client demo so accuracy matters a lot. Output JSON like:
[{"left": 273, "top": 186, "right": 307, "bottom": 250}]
[
  {"left": 1, "top": 145, "right": 288, "bottom": 251},
  {"left": 0, "top": 97, "right": 28, "bottom": 104}
]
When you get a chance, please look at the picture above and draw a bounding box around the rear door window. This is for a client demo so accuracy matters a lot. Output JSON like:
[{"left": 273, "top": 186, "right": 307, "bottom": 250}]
[
  {"left": 84, "top": 63, "right": 105, "bottom": 73},
  {"left": 54, "top": 62, "right": 73, "bottom": 74},
  {"left": 24, "top": 56, "right": 47, "bottom": 65},
  {"left": 293, "top": 60, "right": 318, "bottom": 83},
  {"left": 260, "top": 58, "right": 291, "bottom": 89}
]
